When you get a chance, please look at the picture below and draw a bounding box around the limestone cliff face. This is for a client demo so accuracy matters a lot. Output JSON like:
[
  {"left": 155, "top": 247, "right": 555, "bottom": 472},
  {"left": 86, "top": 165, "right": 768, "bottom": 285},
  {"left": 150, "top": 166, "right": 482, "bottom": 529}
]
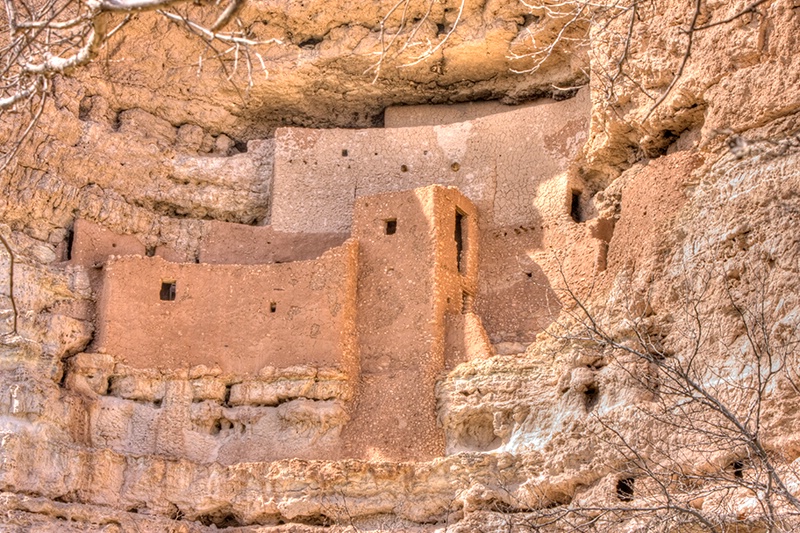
[{"left": 2, "top": 0, "right": 800, "bottom": 531}]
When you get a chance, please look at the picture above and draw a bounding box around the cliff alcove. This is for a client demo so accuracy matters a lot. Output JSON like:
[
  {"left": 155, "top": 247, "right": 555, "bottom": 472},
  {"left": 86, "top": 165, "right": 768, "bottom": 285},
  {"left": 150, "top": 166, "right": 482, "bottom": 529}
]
[{"left": 1, "top": 0, "right": 800, "bottom": 531}]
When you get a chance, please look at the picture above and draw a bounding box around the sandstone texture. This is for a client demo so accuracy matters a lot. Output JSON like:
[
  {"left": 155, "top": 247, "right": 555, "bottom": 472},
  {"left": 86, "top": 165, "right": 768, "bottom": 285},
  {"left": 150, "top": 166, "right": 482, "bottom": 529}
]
[{"left": 1, "top": 0, "right": 800, "bottom": 531}]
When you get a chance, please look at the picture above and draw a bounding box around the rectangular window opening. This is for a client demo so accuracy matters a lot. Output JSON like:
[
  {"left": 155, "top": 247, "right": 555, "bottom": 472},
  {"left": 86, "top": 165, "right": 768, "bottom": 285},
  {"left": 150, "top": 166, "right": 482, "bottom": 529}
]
[
  {"left": 584, "top": 384, "right": 599, "bottom": 410},
  {"left": 455, "top": 210, "right": 466, "bottom": 273},
  {"left": 270, "top": 302, "right": 277, "bottom": 313},
  {"left": 616, "top": 478, "right": 635, "bottom": 502},
  {"left": 65, "top": 227, "right": 74, "bottom": 261},
  {"left": 385, "top": 219, "right": 397, "bottom": 235},
  {"left": 731, "top": 460, "right": 745, "bottom": 479},
  {"left": 160, "top": 281, "right": 176, "bottom": 301}
]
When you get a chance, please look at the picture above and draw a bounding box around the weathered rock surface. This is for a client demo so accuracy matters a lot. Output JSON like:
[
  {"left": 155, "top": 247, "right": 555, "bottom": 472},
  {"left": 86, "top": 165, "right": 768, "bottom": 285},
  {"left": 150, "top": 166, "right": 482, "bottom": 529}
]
[{"left": 2, "top": 0, "right": 800, "bottom": 530}]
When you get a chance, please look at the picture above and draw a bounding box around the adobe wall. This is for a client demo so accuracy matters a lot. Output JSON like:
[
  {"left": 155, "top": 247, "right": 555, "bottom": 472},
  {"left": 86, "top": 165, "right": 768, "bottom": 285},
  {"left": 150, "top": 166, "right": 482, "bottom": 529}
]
[
  {"left": 385, "top": 99, "right": 541, "bottom": 128},
  {"left": 343, "top": 186, "right": 480, "bottom": 461},
  {"left": 70, "top": 219, "right": 147, "bottom": 267},
  {"left": 92, "top": 241, "right": 359, "bottom": 375},
  {"left": 69, "top": 218, "right": 347, "bottom": 268},
  {"left": 270, "top": 88, "right": 590, "bottom": 234},
  {"left": 198, "top": 220, "right": 348, "bottom": 265}
]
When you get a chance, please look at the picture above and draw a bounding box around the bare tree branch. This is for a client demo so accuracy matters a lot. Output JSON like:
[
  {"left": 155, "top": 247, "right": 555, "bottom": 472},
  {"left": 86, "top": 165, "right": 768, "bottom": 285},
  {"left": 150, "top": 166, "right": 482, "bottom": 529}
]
[
  {"left": 0, "top": 232, "right": 18, "bottom": 335},
  {"left": 542, "top": 257, "right": 800, "bottom": 530}
]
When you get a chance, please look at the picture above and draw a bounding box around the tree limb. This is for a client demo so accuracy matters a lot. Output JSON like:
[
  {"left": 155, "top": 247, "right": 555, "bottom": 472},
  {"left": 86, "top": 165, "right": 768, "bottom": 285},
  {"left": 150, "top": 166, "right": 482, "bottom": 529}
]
[{"left": 0, "top": 232, "right": 18, "bottom": 335}]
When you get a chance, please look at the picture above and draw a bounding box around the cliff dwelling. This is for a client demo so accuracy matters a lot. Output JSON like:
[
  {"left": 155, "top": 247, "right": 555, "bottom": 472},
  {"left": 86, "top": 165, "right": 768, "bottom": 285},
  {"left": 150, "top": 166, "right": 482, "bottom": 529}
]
[
  {"left": 75, "top": 185, "right": 481, "bottom": 462},
  {"left": 3, "top": 0, "right": 800, "bottom": 529},
  {"left": 60, "top": 91, "right": 593, "bottom": 464}
]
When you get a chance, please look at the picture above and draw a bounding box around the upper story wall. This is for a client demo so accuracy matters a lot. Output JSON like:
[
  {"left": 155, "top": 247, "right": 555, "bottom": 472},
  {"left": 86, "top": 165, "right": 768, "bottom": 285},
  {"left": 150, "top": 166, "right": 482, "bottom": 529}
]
[
  {"left": 71, "top": 219, "right": 148, "bottom": 267},
  {"left": 70, "top": 218, "right": 346, "bottom": 269},
  {"left": 93, "top": 241, "right": 359, "bottom": 375},
  {"left": 385, "top": 100, "right": 542, "bottom": 128},
  {"left": 270, "top": 89, "right": 589, "bottom": 234},
  {"left": 198, "top": 221, "right": 347, "bottom": 265}
]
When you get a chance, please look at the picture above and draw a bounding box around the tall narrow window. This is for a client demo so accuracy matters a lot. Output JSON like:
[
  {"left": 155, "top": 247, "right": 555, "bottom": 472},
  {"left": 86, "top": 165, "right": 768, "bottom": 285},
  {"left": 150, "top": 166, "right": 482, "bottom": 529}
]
[
  {"left": 570, "top": 190, "right": 583, "bottom": 222},
  {"left": 455, "top": 210, "right": 466, "bottom": 273},
  {"left": 160, "top": 281, "right": 176, "bottom": 301},
  {"left": 385, "top": 219, "right": 397, "bottom": 235},
  {"left": 731, "top": 460, "right": 745, "bottom": 479},
  {"left": 65, "top": 228, "right": 74, "bottom": 261}
]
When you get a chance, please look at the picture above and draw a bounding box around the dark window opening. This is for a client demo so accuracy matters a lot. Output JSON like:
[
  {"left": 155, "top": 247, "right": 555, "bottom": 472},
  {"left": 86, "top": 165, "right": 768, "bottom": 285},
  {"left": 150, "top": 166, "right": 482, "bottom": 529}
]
[
  {"left": 146, "top": 246, "right": 156, "bottom": 257},
  {"left": 341, "top": 149, "right": 348, "bottom": 157},
  {"left": 385, "top": 219, "right": 397, "bottom": 235},
  {"left": 584, "top": 384, "right": 599, "bottom": 410},
  {"left": 616, "top": 478, "right": 635, "bottom": 502},
  {"left": 455, "top": 210, "right": 466, "bottom": 273},
  {"left": 160, "top": 281, "right": 176, "bottom": 301},
  {"left": 570, "top": 190, "right": 584, "bottom": 222},
  {"left": 65, "top": 228, "right": 74, "bottom": 261},
  {"left": 400, "top": 164, "right": 408, "bottom": 172},
  {"left": 270, "top": 302, "right": 277, "bottom": 313},
  {"left": 732, "top": 460, "right": 745, "bottom": 479}
]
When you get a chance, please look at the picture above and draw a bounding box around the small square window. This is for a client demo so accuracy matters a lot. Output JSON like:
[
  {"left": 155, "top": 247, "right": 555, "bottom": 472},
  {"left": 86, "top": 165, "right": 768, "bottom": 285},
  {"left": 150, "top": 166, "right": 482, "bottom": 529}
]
[
  {"left": 160, "top": 281, "right": 176, "bottom": 301},
  {"left": 385, "top": 219, "right": 397, "bottom": 235}
]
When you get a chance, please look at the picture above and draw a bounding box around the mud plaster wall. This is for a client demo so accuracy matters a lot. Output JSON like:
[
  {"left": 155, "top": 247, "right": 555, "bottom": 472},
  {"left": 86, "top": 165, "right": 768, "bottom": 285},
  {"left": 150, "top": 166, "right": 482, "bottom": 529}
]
[
  {"left": 270, "top": 89, "right": 590, "bottom": 234},
  {"left": 343, "top": 186, "right": 479, "bottom": 461},
  {"left": 93, "top": 242, "right": 359, "bottom": 375},
  {"left": 88, "top": 185, "right": 482, "bottom": 462},
  {"left": 198, "top": 220, "right": 348, "bottom": 265},
  {"left": 70, "top": 219, "right": 348, "bottom": 268},
  {"left": 385, "top": 99, "right": 548, "bottom": 128},
  {"left": 70, "top": 219, "right": 147, "bottom": 267}
]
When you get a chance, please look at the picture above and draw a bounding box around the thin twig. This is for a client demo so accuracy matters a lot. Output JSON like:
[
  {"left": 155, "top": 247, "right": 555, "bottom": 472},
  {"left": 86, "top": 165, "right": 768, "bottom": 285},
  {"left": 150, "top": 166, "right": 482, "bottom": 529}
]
[
  {"left": 643, "top": 0, "right": 701, "bottom": 121},
  {"left": 694, "top": 0, "right": 771, "bottom": 31},
  {"left": 0, "top": 232, "right": 18, "bottom": 335}
]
